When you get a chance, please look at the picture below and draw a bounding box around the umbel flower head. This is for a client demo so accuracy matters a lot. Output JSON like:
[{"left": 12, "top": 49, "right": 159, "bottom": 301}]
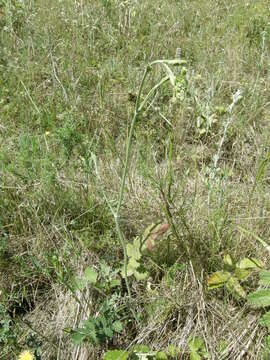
[{"left": 18, "top": 350, "right": 34, "bottom": 360}]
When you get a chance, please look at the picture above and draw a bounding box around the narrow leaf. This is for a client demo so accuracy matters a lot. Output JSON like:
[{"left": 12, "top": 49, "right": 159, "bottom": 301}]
[{"left": 223, "top": 254, "right": 233, "bottom": 268}]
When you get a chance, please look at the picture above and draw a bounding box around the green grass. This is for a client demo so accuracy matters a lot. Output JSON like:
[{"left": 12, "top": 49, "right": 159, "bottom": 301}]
[{"left": 1, "top": 0, "right": 270, "bottom": 358}]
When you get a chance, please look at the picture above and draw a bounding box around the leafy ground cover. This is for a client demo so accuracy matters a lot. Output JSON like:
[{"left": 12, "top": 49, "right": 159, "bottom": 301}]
[{"left": 1, "top": 0, "right": 270, "bottom": 358}]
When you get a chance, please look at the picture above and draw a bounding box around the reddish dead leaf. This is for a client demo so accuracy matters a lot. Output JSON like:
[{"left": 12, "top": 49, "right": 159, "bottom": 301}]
[{"left": 146, "top": 222, "right": 169, "bottom": 251}]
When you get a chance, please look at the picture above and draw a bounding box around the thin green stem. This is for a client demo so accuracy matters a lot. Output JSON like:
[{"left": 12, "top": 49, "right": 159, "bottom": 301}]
[{"left": 138, "top": 76, "right": 169, "bottom": 112}]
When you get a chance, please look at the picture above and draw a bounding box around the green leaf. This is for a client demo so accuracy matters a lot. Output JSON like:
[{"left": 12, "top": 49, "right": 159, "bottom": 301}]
[
  {"left": 103, "top": 326, "right": 114, "bottom": 339},
  {"left": 103, "top": 350, "right": 129, "bottom": 360},
  {"left": 127, "top": 257, "right": 140, "bottom": 271},
  {"left": 207, "top": 271, "right": 231, "bottom": 289},
  {"left": 188, "top": 337, "right": 204, "bottom": 352},
  {"left": 121, "top": 257, "right": 140, "bottom": 277},
  {"left": 259, "top": 270, "right": 270, "bottom": 286},
  {"left": 236, "top": 258, "right": 263, "bottom": 269},
  {"left": 190, "top": 351, "right": 202, "bottom": 360},
  {"left": 226, "top": 276, "right": 246, "bottom": 298},
  {"left": 167, "top": 345, "right": 180, "bottom": 357},
  {"left": 223, "top": 254, "right": 234, "bottom": 268},
  {"left": 73, "top": 277, "right": 88, "bottom": 290},
  {"left": 71, "top": 331, "right": 86, "bottom": 344},
  {"left": 112, "top": 321, "right": 123, "bottom": 333},
  {"left": 133, "top": 269, "right": 148, "bottom": 281},
  {"left": 100, "top": 263, "right": 110, "bottom": 277},
  {"left": 84, "top": 267, "right": 98, "bottom": 284},
  {"left": 156, "top": 351, "right": 168, "bottom": 359},
  {"left": 110, "top": 279, "right": 121, "bottom": 288},
  {"left": 248, "top": 290, "right": 270, "bottom": 307},
  {"left": 234, "top": 268, "right": 251, "bottom": 281},
  {"left": 265, "top": 335, "right": 270, "bottom": 350},
  {"left": 132, "top": 345, "right": 150, "bottom": 353},
  {"left": 259, "top": 311, "right": 270, "bottom": 331},
  {"left": 127, "top": 241, "right": 141, "bottom": 260}
]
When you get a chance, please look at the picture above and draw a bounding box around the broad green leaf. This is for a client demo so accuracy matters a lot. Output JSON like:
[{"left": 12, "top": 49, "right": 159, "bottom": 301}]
[
  {"left": 259, "top": 270, "right": 270, "bottom": 286},
  {"left": 259, "top": 311, "right": 270, "bottom": 331},
  {"left": 226, "top": 276, "right": 246, "bottom": 298},
  {"left": 112, "top": 321, "right": 123, "bottom": 333},
  {"left": 103, "top": 350, "right": 129, "bottom": 360},
  {"left": 234, "top": 268, "right": 251, "bottom": 281},
  {"left": 104, "top": 326, "right": 114, "bottom": 339},
  {"left": 133, "top": 355, "right": 151, "bottom": 360},
  {"left": 236, "top": 258, "right": 263, "bottom": 269},
  {"left": 73, "top": 277, "right": 87, "bottom": 291},
  {"left": 167, "top": 345, "right": 180, "bottom": 357},
  {"left": 188, "top": 337, "right": 204, "bottom": 352},
  {"left": 100, "top": 263, "right": 110, "bottom": 277},
  {"left": 83, "top": 319, "right": 95, "bottom": 331},
  {"left": 156, "top": 351, "right": 168, "bottom": 359},
  {"left": 122, "top": 257, "right": 140, "bottom": 277},
  {"left": 265, "top": 335, "right": 270, "bottom": 349},
  {"left": 248, "top": 290, "right": 270, "bottom": 307},
  {"left": 132, "top": 345, "right": 150, "bottom": 353},
  {"left": 190, "top": 351, "right": 201, "bottom": 360},
  {"left": 84, "top": 267, "right": 98, "bottom": 284},
  {"left": 207, "top": 271, "right": 231, "bottom": 289},
  {"left": 127, "top": 257, "right": 140, "bottom": 274},
  {"left": 71, "top": 332, "right": 86, "bottom": 344},
  {"left": 133, "top": 269, "right": 148, "bottom": 281},
  {"left": 127, "top": 242, "right": 141, "bottom": 260}
]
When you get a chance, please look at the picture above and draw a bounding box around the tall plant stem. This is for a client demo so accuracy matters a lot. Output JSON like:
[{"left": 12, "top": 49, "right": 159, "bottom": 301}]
[
  {"left": 93, "top": 60, "right": 184, "bottom": 304},
  {"left": 115, "top": 66, "right": 169, "bottom": 299}
]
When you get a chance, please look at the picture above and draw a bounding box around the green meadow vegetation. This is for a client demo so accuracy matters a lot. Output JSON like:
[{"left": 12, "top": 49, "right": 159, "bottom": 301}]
[{"left": 1, "top": 0, "right": 270, "bottom": 358}]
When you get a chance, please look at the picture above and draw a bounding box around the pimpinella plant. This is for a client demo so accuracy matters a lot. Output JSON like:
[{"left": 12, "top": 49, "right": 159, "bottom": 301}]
[
  {"left": 92, "top": 58, "right": 187, "bottom": 299},
  {"left": 121, "top": 222, "right": 169, "bottom": 281}
]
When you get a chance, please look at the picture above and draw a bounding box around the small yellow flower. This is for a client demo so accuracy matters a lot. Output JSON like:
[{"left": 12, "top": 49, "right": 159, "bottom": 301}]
[{"left": 18, "top": 350, "right": 34, "bottom": 360}]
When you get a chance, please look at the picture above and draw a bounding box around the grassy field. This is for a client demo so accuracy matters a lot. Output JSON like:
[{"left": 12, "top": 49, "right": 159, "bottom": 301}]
[{"left": 1, "top": 0, "right": 270, "bottom": 359}]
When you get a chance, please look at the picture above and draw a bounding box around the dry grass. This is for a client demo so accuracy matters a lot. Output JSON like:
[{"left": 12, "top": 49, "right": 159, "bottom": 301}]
[{"left": 1, "top": 0, "right": 270, "bottom": 358}]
